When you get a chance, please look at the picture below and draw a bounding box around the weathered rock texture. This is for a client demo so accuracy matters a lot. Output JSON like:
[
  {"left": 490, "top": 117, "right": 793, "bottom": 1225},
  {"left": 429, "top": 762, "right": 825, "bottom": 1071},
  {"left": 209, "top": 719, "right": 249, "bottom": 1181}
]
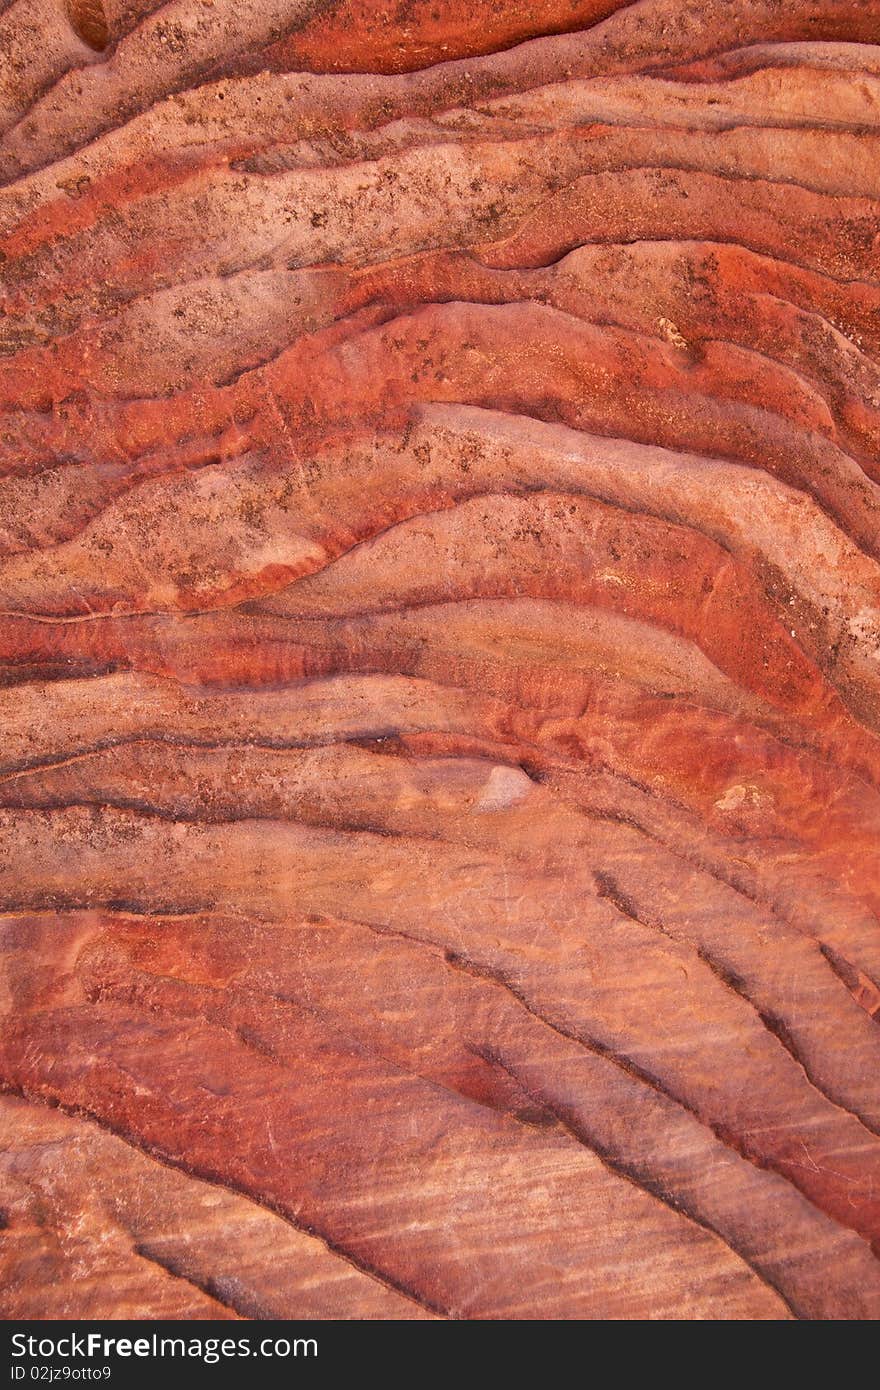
[{"left": 1, "top": 0, "right": 880, "bottom": 1322}]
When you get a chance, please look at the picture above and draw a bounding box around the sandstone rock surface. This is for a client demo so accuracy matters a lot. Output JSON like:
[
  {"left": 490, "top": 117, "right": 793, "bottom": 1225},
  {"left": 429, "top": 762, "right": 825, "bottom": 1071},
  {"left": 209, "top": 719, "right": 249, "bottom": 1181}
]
[{"left": 1, "top": 0, "right": 880, "bottom": 1321}]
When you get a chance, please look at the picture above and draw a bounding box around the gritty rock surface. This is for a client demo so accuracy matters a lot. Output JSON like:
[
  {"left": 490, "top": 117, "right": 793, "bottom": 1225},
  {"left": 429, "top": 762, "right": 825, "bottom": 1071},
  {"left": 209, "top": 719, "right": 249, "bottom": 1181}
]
[{"left": 1, "top": 0, "right": 880, "bottom": 1321}]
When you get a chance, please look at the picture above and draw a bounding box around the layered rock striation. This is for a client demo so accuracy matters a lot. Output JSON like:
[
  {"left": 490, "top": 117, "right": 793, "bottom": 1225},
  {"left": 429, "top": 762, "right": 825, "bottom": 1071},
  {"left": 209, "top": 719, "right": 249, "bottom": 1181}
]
[{"left": 1, "top": 0, "right": 880, "bottom": 1320}]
